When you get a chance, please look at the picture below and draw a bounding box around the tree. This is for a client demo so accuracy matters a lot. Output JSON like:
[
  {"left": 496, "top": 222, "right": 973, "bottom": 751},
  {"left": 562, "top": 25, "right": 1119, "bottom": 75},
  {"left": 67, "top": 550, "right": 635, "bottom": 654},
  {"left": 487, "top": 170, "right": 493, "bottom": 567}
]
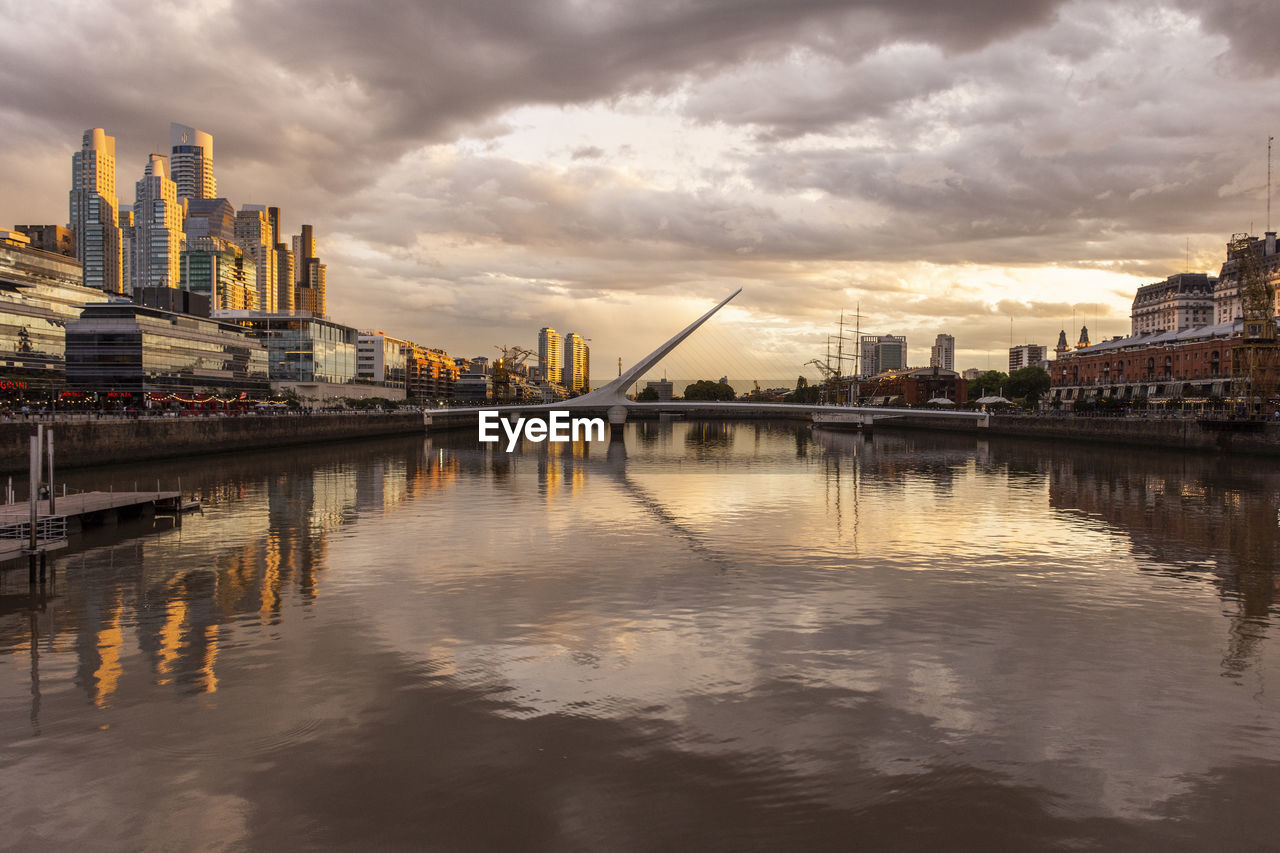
[
  {"left": 683, "top": 379, "right": 736, "bottom": 401},
  {"left": 968, "top": 370, "right": 1009, "bottom": 399},
  {"left": 635, "top": 386, "right": 659, "bottom": 401},
  {"left": 1006, "top": 366, "right": 1051, "bottom": 403}
]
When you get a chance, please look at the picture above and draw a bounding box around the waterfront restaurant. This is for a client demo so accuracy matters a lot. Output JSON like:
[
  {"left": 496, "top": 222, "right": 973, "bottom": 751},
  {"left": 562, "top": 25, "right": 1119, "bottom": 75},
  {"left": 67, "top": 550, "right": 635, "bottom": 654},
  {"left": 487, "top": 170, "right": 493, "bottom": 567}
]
[{"left": 65, "top": 302, "right": 270, "bottom": 402}]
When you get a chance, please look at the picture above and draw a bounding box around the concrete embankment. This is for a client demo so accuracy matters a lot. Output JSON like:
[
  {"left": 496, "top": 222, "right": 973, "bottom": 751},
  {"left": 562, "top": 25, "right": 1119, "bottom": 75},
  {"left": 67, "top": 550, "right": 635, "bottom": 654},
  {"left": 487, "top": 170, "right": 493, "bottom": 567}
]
[
  {"left": 0, "top": 412, "right": 425, "bottom": 472},
  {"left": 874, "top": 414, "right": 1280, "bottom": 455}
]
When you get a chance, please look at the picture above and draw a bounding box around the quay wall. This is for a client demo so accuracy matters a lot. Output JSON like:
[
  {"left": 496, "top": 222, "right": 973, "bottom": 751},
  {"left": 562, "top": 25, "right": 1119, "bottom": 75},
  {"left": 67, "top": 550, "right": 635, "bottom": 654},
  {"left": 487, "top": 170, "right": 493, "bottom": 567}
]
[
  {"left": 0, "top": 413, "right": 424, "bottom": 472},
  {"left": 875, "top": 414, "right": 1280, "bottom": 455}
]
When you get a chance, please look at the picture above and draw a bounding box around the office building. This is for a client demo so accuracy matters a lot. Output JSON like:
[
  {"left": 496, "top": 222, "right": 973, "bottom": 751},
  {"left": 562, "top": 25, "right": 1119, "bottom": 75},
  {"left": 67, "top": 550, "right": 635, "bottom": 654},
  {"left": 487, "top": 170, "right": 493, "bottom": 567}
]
[
  {"left": 69, "top": 127, "right": 122, "bottom": 293},
  {"left": 118, "top": 206, "right": 134, "bottom": 293},
  {"left": 0, "top": 231, "right": 100, "bottom": 401},
  {"left": 235, "top": 206, "right": 277, "bottom": 312},
  {"left": 1131, "top": 273, "right": 1216, "bottom": 336},
  {"left": 66, "top": 302, "right": 269, "bottom": 399},
  {"left": 218, "top": 311, "right": 357, "bottom": 390},
  {"left": 930, "top": 333, "right": 955, "bottom": 370},
  {"left": 266, "top": 206, "right": 294, "bottom": 312},
  {"left": 180, "top": 237, "right": 257, "bottom": 311},
  {"left": 562, "top": 331, "right": 589, "bottom": 392},
  {"left": 356, "top": 330, "right": 410, "bottom": 389},
  {"left": 860, "top": 334, "right": 907, "bottom": 377},
  {"left": 1009, "top": 343, "right": 1048, "bottom": 372},
  {"left": 644, "top": 378, "right": 673, "bottom": 401},
  {"left": 169, "top": 123, "right": 216, "bottom": 203},
  {"left": 1214, "top": 232, "right": 1280, "bottom": 324},
  {"left": 1049, "top": 318, "right": 1276, "bottom": 406},
  {"left": 131, "top": 153, "right": 184, "bottom": 291},
  {"left": 292, "top": 224, "right": 325, "bottom": 316},
  {"left": 275, "top": 243, "right": 295, "bottom": 313},
  {"left": 184, "top": 198, "right": 237, "bottom": 244},
  {"left": 15, "top": 225, "right": 75, "bottom": 257}
]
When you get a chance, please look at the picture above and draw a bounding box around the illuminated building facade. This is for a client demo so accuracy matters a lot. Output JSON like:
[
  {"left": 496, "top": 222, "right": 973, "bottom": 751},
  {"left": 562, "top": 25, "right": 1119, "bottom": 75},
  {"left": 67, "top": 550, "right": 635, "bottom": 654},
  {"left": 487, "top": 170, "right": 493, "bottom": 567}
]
[
  {"left": 562, "top": 331, "right": 589, "bottom": 392},
  {"left": 1131, "top": 273, "right": 1215, "bottom": 336},
  {"left": 65, "top": 302, "right": 269, "bottom": 398},
  {"left": 180, "top": 237, "right": 257, "bottom": 312},
  {"left": 234, "top": 206, "right": 276, "bottom": 312},
  {"left": 131, "top": 154, "right": 184, "bottom": 291},
  {"left": 538, "top": 327, "right": 562, "bottom": 383},
  {"left": 356, "top": 330, "right": 410, "bottom": 389},
  {"left": 69, "top": 127, "right": 122, "bottom": 293},
  {"left": 0, "top": 232, "right": 100, "bottom": 401},
  {"left": 169, "top": 123, "right": 216, "bottom": 203},
  {"left": 218, "top": 312, "right": 357, "bottom": 384},
  {"left": 404, "top": 344, "right": 458, "bottom": 400}
]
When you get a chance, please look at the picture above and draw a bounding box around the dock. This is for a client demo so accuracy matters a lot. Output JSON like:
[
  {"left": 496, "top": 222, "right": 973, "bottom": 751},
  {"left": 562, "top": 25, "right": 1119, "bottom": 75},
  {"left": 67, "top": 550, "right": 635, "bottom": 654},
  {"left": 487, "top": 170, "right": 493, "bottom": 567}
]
[{"left": 0, "top": 490, "right": 181, "bottom": 564}]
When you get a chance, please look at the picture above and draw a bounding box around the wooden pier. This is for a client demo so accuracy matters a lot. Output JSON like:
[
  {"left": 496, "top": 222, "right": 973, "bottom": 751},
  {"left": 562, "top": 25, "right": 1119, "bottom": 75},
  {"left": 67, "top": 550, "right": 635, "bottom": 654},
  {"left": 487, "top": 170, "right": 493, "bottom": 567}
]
[{"left": 0, "top": 490, "right": 181, "bottom": 565}]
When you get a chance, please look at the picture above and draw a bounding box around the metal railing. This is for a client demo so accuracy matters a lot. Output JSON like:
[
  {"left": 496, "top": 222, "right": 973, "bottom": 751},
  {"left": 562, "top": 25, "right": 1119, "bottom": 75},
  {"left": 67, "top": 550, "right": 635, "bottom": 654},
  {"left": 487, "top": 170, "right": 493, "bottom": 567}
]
[{"left": 0, "top": 516, "right": 67, "bottom": 542}]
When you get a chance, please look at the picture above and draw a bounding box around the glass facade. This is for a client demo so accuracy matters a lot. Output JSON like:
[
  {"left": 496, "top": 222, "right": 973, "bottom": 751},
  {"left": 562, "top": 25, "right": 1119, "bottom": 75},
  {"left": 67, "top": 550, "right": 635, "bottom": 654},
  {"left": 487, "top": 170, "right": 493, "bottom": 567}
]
[
  {"left": 218, "top": 313, "right": 358, "bottom": 384},
  {"left": 0, "top": 241, "right": 102, "bottom": 402},
  {"left": 66, "top": 303, "right": 269, "bottom": 396}
]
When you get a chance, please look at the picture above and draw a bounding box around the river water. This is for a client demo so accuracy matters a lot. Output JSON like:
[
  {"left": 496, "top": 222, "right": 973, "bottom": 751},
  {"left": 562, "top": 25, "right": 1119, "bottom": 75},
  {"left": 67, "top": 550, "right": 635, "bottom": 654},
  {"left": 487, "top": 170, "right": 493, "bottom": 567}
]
[{"left": 1, "top": 422, "right": 1279, "bottom": 851}]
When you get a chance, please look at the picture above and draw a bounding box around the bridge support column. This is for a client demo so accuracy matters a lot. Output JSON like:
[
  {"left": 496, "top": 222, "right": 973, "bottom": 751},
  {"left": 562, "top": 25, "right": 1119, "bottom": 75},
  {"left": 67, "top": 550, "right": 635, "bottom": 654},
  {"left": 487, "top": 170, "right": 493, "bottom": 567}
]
[{"left": 607, "top": 405, "right": 628, "bottom": 441}]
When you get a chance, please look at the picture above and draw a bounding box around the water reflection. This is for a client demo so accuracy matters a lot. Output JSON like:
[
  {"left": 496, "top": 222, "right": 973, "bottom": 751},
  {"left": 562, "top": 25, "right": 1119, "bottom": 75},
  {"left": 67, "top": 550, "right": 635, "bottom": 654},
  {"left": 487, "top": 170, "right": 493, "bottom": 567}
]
[{"left": 0, "top": 424, "right": 1278, "bottom": 849}]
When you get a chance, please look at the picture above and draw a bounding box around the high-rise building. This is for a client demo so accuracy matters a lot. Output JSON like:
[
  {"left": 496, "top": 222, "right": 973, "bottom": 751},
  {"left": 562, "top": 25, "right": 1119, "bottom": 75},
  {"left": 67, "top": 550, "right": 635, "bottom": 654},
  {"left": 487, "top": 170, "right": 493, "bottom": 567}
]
[
  {"left": 562, "top": 332, "right": 589, "bottom": 392},
  {"left": 297, "top": 259, "right": 325, "bottom": 316},
  {"left": 292, "top": 224, "right": 325, "bottom": 316},
  {"left": 131, "top": 154, "right": 185, "bottom": 291},
  {"left": 860, "top": 334, "right": 907, "bottom": 377},
  {"left": 69, "top": 127, "right": 122, "bottom": 293},
  {"left": 275, "top": 243, "right": 295, "bottom": 313},
  {"left": 235, "top": 206, "right": 277, "bottom": 312},
  {"left": 118, "top": 206, "right": 134, "bottom": 294},
  {"left": 1009, "top": 343, "right": 1048, "bottom": 372},
  {"left": 537, "top": 327, "right": 562, "bottom": 383},
  {"left": 930, "top": 333, "right": 955, "bottom": 370},
  {"left": 184, "top": 198, "right": 237, "bottom": 244},
  {"left": 265, "top": 206, "right": 294, "bottom": 312},
  {"left": 169, "top": 123, "right": 216, "bottom": 203},
  {"left": 180, "top": 236, "right": 257, "bottom": 312}
]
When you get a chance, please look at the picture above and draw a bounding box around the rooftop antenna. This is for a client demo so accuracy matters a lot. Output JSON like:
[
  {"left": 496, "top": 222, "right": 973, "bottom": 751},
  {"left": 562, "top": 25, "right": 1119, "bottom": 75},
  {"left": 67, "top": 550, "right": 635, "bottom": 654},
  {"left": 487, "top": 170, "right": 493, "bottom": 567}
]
[
  {"left": 1268, "top": 134, "right": 1274, "bottom": 233},
  {"left": 1185, "top": 237, "right": 1190, "bottom": 273}
]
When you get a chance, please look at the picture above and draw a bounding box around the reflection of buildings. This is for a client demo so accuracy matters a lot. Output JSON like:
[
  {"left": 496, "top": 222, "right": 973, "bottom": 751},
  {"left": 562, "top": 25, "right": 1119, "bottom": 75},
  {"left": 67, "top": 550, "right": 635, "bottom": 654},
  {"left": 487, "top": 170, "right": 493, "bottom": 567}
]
[
  {"left": 0, "top": 437, "right": 456, "bottom": 724},
  {"left": 1040, "top": 446, "right": 1280, "bottom": 677}
]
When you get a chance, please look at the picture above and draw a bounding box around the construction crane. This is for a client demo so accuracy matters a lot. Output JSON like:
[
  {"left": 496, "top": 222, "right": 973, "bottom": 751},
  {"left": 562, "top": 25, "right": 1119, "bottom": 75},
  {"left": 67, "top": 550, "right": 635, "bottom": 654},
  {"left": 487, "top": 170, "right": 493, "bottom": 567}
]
[
  {"left": 805, "top": 358, "right": 842, "bottom": 405},
  {"left": 1226, "top": 233, "right": 1278, "bottom": 415},
  {"left": 492, "top": 345, "right": 535, "bottom": 403}
]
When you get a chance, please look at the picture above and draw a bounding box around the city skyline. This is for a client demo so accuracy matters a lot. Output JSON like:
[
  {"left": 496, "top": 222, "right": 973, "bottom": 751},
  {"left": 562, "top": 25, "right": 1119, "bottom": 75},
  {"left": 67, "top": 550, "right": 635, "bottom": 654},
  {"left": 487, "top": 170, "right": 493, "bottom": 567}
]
[{"left": 1, "top": 1, "right": 1277, "bottom": 373}]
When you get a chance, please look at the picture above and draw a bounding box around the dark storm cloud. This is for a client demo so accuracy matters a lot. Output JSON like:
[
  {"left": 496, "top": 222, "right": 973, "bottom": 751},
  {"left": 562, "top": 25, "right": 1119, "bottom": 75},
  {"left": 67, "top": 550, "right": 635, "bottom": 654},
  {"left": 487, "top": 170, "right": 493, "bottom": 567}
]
[
  {"left": 2, "top": 0, "right": 1278, "bottom": 366},
  {"left": 0, "top": 0, "right": 1068, "bottom": 192}
]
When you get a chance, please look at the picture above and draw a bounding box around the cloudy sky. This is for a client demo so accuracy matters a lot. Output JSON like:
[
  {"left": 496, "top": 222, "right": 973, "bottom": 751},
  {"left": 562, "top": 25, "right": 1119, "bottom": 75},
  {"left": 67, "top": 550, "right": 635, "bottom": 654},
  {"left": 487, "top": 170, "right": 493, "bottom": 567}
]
[{"left": 1, "top": 0, "right": 1277, "bottom": 379}]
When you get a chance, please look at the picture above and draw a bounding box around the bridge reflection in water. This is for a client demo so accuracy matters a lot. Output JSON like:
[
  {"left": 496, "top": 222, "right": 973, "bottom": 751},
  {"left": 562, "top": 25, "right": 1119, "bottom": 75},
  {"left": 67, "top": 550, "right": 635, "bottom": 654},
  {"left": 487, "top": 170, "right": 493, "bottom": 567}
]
[{"left": 0, "top": 426, "right": 1278, "bottom": 849}]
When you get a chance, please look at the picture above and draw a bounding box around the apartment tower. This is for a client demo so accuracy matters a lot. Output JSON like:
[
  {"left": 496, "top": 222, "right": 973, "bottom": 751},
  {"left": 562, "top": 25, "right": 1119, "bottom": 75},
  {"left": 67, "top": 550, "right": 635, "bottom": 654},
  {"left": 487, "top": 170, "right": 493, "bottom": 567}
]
[
  {"left": 131, "top": 154, "right": 185, "bottom": 290},
  {"left": 169, "top": 123, "right": 216, "bottom": 203},
  {"left": 69, "top": 128, "right": 123, "bottom": 293}
]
